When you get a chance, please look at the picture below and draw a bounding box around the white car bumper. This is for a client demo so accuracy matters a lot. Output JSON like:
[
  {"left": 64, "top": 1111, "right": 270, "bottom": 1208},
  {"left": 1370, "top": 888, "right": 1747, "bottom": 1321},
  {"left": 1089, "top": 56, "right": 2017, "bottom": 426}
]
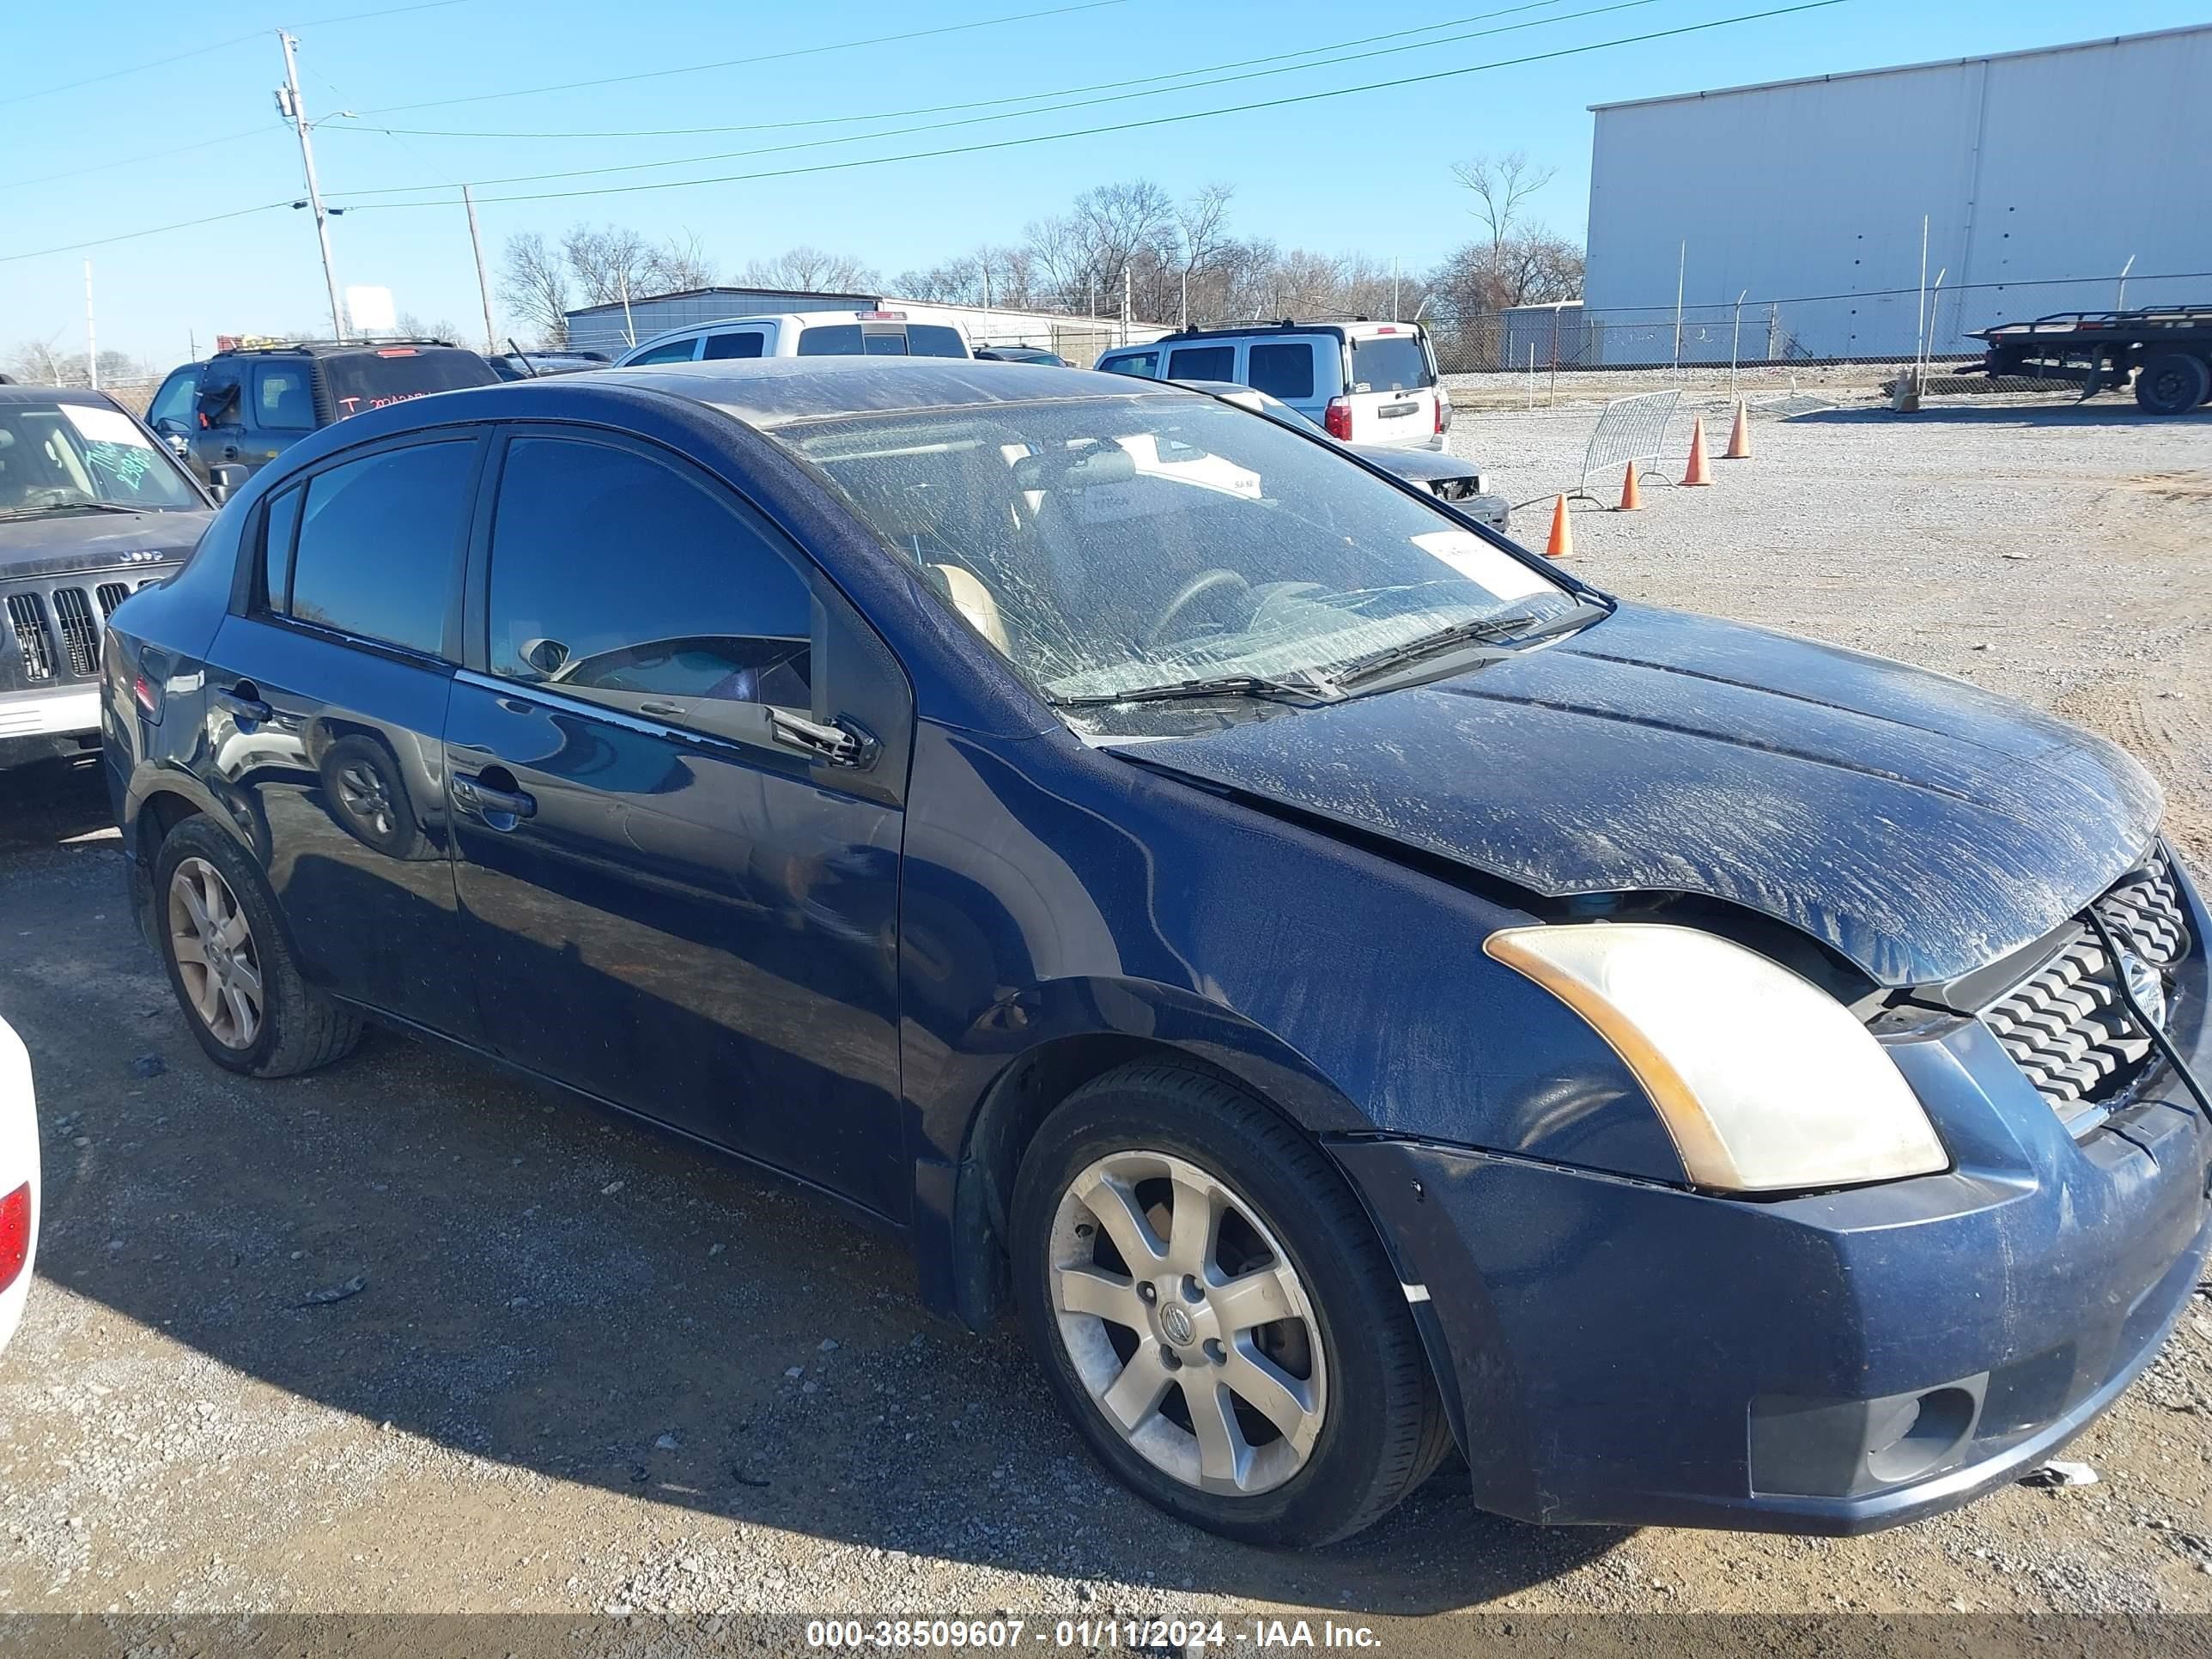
[
  {"left": 0, "top": 686, "right": 100, "bottom": 741},
  {"left": 0, "top": 1018, "right": 37, "bottom": 1355}
]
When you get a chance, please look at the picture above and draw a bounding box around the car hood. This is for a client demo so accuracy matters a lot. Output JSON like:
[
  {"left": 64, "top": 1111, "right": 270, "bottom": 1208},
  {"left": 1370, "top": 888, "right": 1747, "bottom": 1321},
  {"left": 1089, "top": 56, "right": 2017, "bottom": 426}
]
[
  {"left": 1127, "top": 605, "right": 2162, "bottom": 987},
  {"left": 1346, "top": 443, "right": 1471, "bottom": 483},
  {"left": 0, "top": 508, "right": 210, "bottom": 578}
]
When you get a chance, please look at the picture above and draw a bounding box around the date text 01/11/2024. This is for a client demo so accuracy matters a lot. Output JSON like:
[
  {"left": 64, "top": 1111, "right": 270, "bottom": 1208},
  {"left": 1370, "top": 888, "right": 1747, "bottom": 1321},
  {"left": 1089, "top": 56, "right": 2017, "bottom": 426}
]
[{"left": 804, "top": 1617, "right": 1384, "bottom": 1650}]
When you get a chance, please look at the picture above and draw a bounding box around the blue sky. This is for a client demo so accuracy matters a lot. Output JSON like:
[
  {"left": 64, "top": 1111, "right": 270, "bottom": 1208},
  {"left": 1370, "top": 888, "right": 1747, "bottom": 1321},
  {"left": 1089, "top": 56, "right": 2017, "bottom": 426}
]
[{"left": 2, "top": 0, "right": 2202, "bottom": 364}]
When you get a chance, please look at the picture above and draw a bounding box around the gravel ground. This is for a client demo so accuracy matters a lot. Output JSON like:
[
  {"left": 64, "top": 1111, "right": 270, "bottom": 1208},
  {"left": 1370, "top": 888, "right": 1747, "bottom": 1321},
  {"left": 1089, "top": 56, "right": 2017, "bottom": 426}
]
[{"left": 1, "top": 390, "right": 2209, "bottom": 1648}]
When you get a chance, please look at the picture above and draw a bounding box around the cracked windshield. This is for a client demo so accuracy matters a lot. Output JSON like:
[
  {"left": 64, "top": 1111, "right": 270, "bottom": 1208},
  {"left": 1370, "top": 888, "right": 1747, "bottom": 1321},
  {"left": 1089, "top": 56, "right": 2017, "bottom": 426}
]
[{"left": 779, "top": 394, "right": 1570, "bottom": 724}]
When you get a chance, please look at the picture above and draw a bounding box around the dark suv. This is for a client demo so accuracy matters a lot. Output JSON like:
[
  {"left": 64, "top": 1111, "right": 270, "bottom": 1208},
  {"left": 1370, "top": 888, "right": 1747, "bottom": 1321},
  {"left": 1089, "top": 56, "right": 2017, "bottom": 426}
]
[{"left": 146, "top": 341, "right": 500, "bottom": 484}]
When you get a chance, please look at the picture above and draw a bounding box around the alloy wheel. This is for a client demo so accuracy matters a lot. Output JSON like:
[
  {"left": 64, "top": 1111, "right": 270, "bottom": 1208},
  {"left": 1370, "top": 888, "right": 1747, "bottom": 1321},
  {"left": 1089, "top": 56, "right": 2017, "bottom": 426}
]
[
  {"left": 167, "top": 856, "right": 264, "bottom": 1050},
  {"left": 1047, "top": 1149, "right": 1327, "bottom": 1497},
  {"left": 337, "top": 761, "right": 396, "bottom": 839}
]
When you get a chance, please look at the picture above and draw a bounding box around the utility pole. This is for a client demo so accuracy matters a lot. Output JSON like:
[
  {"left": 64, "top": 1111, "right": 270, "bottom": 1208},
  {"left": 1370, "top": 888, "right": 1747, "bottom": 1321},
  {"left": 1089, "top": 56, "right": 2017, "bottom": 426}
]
[
  {"left": 276, "top": 30, "right": 346, "bottom": 342},
  {"left": 84, "top": 262, "right": 97, "bottom": 389},
  {"left": 463, "top": 185, "right": 497, "bottom": 356}
]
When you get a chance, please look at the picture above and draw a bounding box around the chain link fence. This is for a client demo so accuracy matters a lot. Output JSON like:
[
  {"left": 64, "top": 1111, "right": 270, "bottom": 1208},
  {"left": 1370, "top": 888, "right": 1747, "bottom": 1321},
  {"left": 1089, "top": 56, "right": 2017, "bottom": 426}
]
[{"left": 1432, "top": 270, "right": 2212, "bottom": 377}]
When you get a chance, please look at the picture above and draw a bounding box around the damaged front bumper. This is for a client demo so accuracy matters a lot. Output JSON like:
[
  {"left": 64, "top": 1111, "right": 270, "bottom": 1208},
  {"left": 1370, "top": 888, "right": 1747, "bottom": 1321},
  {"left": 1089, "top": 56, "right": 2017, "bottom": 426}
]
[{"left": 1333, "top": 872, "right": 2212, "bottom": 1534}]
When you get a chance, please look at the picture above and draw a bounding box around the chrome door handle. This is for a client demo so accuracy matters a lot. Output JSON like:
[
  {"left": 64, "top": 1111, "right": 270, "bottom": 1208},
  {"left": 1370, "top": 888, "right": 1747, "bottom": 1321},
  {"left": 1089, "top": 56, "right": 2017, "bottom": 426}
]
[{"left": 453, "top": 773, "right": 537, "bottom": 823}]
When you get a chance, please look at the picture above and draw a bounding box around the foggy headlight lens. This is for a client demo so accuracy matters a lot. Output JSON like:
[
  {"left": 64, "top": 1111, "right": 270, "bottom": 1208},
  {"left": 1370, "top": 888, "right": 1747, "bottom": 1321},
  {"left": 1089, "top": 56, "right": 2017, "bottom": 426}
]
[{"left": 1486, "top": 924, "right": 1948, "bottom": 1193}]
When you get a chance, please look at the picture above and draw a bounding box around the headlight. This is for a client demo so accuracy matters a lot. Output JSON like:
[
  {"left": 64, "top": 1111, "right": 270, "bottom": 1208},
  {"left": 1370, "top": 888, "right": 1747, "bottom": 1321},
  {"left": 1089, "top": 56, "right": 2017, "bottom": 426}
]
[{"left": 1485, "top": 924, "right": 1948, "bottom": 1194}]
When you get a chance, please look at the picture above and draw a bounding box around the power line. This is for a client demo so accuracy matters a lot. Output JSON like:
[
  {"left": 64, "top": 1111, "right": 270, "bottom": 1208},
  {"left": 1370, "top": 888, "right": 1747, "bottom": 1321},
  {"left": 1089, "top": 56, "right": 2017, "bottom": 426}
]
[
  {"left": 0, "top": 0, "right": 477, "bottom": 110},
  {"left": 0, "top": 202, "right": 295, "bottom": 265},
  {"left": 0, "top": 2, "right": 1848, "bottom": 262},
  {"left": 326, "top": 0, "right": 1661, "bottom": 200},
  {"left": 353, "top": 1, "right": 1850, "bottom": 210},
  {"left": 357, "top": 0, "right": 1132, "bottom": 116},
  {"left": 1, "top": 125, "right": 274, "bottom": 195},
  {"left": 343, "top": 2, "right": 1576, "bottom": 142}
]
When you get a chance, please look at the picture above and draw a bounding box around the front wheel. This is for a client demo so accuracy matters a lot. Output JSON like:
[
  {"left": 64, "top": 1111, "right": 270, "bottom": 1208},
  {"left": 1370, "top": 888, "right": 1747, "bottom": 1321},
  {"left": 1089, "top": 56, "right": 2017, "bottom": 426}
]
[{"left": 1010, "top": 1063, "right": 1449, "bottom": 1546}]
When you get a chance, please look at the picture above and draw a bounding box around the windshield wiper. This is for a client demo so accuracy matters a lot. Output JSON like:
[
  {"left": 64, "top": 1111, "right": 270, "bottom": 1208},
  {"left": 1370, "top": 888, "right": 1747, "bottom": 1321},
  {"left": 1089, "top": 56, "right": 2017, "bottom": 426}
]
[
  {"left": 0, "top": 501, "right": 144, "bottom": 520},
  {"left": 1333, "top": 600, "right": 1608, "bottom": 688},
  {"left": 1054, "top": 669, "right": 1345, "bottom": 709}
]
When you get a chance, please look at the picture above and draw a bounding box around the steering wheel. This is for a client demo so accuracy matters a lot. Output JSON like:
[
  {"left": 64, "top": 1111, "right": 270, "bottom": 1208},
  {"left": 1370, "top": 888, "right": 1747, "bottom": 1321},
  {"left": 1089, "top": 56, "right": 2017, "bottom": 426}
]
[{"left": 1143, "top": 568, "right": 1250, "bottom": 650}]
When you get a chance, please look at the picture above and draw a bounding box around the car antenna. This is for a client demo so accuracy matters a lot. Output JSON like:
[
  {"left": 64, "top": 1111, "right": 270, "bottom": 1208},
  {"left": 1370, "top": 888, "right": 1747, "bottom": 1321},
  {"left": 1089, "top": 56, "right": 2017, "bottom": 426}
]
[{"left": 507, "top": 337, "right": 539, "bottom": 378}]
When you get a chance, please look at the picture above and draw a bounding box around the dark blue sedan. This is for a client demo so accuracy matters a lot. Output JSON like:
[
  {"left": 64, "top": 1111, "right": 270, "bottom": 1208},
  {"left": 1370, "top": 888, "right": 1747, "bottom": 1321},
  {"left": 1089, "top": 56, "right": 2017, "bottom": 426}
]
[{"left": 99, "top": 358, "right": 2211, "bottom": 1547}]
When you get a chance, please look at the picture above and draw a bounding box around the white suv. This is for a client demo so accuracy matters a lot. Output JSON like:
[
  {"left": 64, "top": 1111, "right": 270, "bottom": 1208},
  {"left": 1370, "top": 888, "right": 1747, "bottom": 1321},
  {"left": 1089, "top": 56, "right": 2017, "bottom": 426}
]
[
  {"left": 1097, "top": 320, "right": 1449, "bottom": 449},
  {"left": 615, "top": 309, "right": 971, "bottom": 367}
]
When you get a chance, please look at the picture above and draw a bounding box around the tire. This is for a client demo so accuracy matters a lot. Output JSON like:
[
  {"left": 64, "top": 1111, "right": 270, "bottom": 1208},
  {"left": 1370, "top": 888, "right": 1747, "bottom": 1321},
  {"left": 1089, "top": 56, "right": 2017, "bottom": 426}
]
[
  {"left": 2133, "top": 351, "right": 2211, "bottom": 416},
  {"left": 317, "top": 733, "right": 428, "bottom": 860},
  {"left": 152, "top": 815, "right": 362, "bottom": 1079},
  {"left": 1009, "top": 1062, "right": 1449, "bottom": 1547}
]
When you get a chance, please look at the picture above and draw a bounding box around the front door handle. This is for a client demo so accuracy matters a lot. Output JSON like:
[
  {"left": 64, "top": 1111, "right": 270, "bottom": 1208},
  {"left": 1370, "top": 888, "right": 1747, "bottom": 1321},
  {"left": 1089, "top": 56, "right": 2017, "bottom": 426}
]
[
  {"left": 453, "top": 772, "right": 537, "bottom": 825},
  {"left": 768, "top": 708, "right": 878, "bottom": 769},
  {"left": 216, "top": 687, "right": 272, "bottom": 723}
]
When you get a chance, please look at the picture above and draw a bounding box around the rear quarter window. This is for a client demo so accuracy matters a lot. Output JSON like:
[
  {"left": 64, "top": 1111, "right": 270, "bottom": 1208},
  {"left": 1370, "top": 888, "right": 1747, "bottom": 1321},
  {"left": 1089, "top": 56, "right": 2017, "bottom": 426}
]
[
  {"left": 1350, "top": 335, "right": 1432, "bottom": 392},
  {"left": 1098, "top": 352, "right": 1158, "bottom": 377}
]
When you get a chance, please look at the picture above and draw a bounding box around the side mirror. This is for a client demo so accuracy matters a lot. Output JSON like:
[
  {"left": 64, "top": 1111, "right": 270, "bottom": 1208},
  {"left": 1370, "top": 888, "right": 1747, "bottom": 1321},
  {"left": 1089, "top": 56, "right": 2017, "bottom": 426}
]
[
  {"left": 207, "top": 464, "right": 248, "bottom": 504},
  {"left": 519, "top": 636, "right": 570, "bottom": 677},
  {"left": 153, "top": 417, "right": 191, "bottom": 459}
]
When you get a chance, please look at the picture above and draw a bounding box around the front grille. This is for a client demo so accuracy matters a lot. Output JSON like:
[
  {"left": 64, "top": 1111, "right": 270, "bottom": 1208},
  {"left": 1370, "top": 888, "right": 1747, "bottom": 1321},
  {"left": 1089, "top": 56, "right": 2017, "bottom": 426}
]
[
  {"left": 95, "top": 582, "right": 132, "bottom": 617},
  {"left": 51, "top": 587, "right": 99, "bottom": 676},
  {"left": 1982, "top": 851, "right": 2193, "bottom": 1124},
  {"left": 5, "top": 593, "right": 56, "bottom": 682}
]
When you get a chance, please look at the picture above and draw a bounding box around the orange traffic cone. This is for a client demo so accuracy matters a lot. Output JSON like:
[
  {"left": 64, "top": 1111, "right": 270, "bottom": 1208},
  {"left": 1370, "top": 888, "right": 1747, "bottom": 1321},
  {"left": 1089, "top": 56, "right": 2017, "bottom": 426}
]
[
  {"left": 1617, "top": 461, "right": 1642, "bottom": 511},
  {"left": 1544, "top": 493, "right": 1574, "bottom": 558},
  {"left": 1681, "top": 417, "right": 1714, "bottom": 486},
  {"left": 1723, "top": 398, "right": 1753, "bottom": 460}
]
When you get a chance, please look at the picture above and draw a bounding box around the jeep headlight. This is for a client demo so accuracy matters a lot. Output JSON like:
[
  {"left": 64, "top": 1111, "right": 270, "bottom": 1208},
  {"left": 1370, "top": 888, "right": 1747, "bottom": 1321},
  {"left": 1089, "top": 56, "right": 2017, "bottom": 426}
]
[{"left": 1486, "top": 924, "right": 1948, "bottom": 1193}]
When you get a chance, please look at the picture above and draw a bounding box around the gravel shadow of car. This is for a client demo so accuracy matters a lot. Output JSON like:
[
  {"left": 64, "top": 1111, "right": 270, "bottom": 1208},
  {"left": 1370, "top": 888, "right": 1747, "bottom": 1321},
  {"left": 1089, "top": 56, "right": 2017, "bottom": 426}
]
[{"left": 1, "top": 768, "right": 1624, "bottom": 1615}]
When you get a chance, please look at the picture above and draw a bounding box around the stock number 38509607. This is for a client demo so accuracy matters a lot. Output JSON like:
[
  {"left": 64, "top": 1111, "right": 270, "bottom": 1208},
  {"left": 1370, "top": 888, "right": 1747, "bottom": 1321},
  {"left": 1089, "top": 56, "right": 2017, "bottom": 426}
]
[{"left": 805, "top": 1617, "right": 1232, "bottom": 1650}]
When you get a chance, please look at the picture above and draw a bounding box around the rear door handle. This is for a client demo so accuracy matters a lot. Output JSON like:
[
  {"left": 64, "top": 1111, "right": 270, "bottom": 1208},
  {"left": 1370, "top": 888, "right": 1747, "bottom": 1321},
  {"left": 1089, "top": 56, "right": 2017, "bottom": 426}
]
[
  {"left": 453, "top": 772, "right": 537, "bottom": 824},
  {"left": 216, "top": 687, "right": 272, "bottom": 723}
]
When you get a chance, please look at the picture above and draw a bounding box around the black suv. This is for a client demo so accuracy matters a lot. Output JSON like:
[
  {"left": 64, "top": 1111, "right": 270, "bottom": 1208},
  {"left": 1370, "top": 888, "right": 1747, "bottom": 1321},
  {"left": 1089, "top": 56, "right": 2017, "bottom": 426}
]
[{"left": 147, "top": 340, "right": 500, "bottom": 484}]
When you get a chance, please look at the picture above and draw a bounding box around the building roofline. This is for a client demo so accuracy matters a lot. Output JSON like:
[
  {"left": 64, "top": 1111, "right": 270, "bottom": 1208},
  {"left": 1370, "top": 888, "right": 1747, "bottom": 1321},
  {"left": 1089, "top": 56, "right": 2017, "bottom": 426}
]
[
  {"left": 1589, "top": 22, "right": 2212, "bottom": 112},
  {"left": 565, "top": 283, "right": 1163, "bottom": 327}
]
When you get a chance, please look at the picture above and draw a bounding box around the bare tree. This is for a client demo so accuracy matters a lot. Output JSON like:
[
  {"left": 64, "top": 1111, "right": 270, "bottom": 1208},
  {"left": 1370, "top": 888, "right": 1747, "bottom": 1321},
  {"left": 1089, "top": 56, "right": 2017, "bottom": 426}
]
[
  {"left": 6, "top": 336, "right": 75, "bottom": 385},
  {"left": 647, "top": 229, "right": 717, "bottom": 293},
  {"left": 1171, "top": 183, "right": 1236, "bottom": 325},
  {"left": 497, "top": 232, "right": 573, "bottom": 347},
  {"left": 1450, "top": 150, "right": 1558, "bottom": 255},
  {"left": 738, "top": 246, "right": 881, "bottom": 295},
  {"left": 561, "top": 223, "right": 659, "bottom": 307}
]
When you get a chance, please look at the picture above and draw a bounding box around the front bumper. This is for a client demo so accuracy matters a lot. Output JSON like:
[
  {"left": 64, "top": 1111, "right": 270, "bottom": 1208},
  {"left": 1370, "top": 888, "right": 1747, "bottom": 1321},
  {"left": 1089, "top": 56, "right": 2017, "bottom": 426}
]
[
  {"left": 0, "top": 686, "right": 101, "bottom": 768},
  {"left": 1335, "top": 870, "right": 2212, "bottom": 1534}
]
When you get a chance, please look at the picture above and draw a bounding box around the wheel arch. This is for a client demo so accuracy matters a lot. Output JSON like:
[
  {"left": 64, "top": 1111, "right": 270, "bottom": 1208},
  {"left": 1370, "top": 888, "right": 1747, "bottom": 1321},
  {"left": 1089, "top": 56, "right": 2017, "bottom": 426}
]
[{"left": 931, "top": 975, "right": 1376, "bottom": 1332}]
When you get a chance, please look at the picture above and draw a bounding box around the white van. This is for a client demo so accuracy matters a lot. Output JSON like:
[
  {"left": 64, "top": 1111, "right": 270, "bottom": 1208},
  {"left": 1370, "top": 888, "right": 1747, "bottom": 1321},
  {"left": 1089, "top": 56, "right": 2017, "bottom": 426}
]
[
  {"left": 1097, "top": 320, "right": 1449, "bottom": 449},
  {"left": 615, "top": 309, "right": 971, "bottom": 367}
]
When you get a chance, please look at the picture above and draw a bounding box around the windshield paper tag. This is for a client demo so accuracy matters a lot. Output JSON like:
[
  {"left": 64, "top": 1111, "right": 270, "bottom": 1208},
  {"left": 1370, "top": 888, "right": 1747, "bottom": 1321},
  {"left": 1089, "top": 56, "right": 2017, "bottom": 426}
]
[
  {"left": 1413, "top": 530, "right": 1553, "bottom": 600},
  {"left": 59, "top": 402, "right": 149, "bottom": 446}
]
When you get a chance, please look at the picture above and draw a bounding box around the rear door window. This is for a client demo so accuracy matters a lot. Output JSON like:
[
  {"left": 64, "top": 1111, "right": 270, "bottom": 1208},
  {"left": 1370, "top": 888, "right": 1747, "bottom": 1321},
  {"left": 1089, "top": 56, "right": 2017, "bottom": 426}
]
[
  {"left": 484, "top": 436, "right": 814, "bottom": 735},
  {"left": 702, "top": 331, "right": 765, "bottom": 360},
  {"left": 1246, "top": 343, "right": 1316, "bottom": 400},
  {"left": 1166, "top": 346, "right": 1235, "bottom": 381},
  {"left": 284, "top": 441, "right": 477, "bottom": 655},
  {"left": 252, "top": 362, "right": 315, "bottom": 431},
  {"left": 321, "top": 348, "right": 500, "bottom": 418},
  {"left": 1350, "top": 335, "right": 1433, "bottom": 392}
]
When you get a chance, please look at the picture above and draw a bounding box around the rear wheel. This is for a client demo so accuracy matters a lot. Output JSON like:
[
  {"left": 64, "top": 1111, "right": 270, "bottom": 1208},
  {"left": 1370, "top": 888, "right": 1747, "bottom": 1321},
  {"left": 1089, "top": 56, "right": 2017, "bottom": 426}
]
[
  {"left": 1010, "top": 1063, "right": 1449, "bottom": 1546},
  {"left": 154, "top": 817, "right": 362, "bottom": 1078},
  {"left": 2133, "top": 351, "right": 2210, "bottom": 415}
]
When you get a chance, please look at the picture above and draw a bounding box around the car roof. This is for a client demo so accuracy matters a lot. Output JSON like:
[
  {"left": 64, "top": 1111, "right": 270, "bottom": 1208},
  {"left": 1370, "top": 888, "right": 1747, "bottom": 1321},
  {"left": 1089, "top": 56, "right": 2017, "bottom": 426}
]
[
  {"left": 606, "top": 356, "right": 1192, "bottom": 428},
  {"left": 210, "top": 340, "right": 472, "bottom": 359},
  {"left": 0, "top": 384, "right": 126, "bottom": 409}
]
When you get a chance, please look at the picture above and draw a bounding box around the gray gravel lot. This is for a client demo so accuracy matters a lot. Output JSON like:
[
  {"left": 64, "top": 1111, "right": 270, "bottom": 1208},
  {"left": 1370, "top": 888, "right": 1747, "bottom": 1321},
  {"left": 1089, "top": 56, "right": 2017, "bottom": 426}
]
[{"left": 0, "top": 387, "right": 2208, "bottom": 1643}]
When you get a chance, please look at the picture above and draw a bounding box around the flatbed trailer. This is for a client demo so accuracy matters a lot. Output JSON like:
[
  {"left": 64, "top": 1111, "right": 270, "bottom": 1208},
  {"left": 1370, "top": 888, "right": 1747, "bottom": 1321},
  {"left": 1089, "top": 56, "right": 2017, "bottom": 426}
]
[{"left": 1967, "top": 305, "right": 2212, "bottom": 414}]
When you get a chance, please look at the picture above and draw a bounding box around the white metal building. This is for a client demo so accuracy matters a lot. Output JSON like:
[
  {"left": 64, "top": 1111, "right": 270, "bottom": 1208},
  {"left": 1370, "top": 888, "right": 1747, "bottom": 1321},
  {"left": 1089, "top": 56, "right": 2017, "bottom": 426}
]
[
  {"left": 563, "top": 285, "right": 1168, "bottom": 364},
  {"left": 1579, "top": 26, "right": 2212, "bottom": 363}
]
